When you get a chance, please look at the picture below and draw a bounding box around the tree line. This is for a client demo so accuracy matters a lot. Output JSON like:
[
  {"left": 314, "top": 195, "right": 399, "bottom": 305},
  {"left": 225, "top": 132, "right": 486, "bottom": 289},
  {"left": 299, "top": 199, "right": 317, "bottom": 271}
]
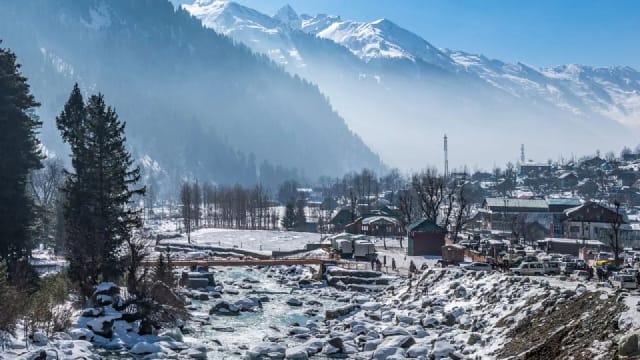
[{"left": 179, "top": 182, "right": 281, "bottom": 241}]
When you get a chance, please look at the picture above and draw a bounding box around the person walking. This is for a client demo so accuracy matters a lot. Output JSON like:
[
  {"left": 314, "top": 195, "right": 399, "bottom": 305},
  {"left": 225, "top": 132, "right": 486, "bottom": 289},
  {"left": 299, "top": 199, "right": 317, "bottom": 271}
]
[{"left": 392, "top": 258, "right": 397, "bottom": 271}]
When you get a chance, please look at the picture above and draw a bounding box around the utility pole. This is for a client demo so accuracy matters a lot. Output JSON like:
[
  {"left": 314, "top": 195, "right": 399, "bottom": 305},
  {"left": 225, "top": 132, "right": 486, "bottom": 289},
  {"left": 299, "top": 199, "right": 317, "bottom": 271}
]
[{"left": 444, "top": 134, "right": 449, "bottom": 180}]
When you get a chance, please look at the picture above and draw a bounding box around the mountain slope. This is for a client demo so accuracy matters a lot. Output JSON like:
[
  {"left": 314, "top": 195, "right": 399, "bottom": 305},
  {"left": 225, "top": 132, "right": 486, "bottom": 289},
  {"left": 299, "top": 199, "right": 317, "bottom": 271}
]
[
  {"left": 179, "top": 0, "right": 639, "bottom": 169},
  {"left": 0, "top": 0, "right": 383, "bottom": 191}
]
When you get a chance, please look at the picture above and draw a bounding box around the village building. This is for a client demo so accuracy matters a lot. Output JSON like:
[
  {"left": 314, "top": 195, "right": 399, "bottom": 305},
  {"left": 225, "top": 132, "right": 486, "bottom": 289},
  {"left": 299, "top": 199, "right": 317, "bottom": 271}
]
[
  {"left": 519, "top": 161, "right": 551, "bottom": 177},
  {"left": 557, "top": 172, "right": 578, "bottom": 189},
  {"left": 406, "top": 219, "right": 446, "bottom": 256},
  {"left": 560, "top": 201, "right": 640, "bottom": 247},
  {"left": 478, "top": 198, "right": 548, "bottom": 231}
]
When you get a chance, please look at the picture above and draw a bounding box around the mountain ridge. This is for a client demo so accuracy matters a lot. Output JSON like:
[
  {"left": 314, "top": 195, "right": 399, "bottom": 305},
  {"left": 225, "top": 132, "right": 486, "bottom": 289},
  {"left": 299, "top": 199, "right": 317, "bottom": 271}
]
[{"left": 179, "top": 0, "right": 639, "bottom": 169}]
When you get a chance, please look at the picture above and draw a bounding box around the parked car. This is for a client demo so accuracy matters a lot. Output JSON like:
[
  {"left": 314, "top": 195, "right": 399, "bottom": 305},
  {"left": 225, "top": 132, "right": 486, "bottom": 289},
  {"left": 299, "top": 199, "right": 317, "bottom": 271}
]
[
  {"left": 612, "top": 274, "right": 637, "bottom": 289},
  {"left": 461, "top": 262, "right": 492, "bottom": 271},
  {"left": 510, "top": 262, "right": 544, "bottom": 276},
  {"left": 560, "top": 262, "right": 577, "bottom": 275},
  {"left": 619, "top": 268, "right": 639, "bottom": 277},
  {"left": 570, "top": 270, "right": 590, "bottom": 281},
  {"left": 543, "top": 261, "right": 561, "bottom": 275}
]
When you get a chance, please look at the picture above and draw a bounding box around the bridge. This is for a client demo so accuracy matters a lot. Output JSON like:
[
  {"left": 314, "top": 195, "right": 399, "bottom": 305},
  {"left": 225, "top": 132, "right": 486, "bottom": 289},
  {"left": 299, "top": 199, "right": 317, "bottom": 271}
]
[{"left": 147, "top": 255, "right": 370, "bottom": 271}]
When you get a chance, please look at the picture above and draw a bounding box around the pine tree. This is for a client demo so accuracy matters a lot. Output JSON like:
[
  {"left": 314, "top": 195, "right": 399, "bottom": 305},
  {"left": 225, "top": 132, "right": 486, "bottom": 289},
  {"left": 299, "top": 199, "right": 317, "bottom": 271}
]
[
  {"left": 180, "top": 183, "right": 193, "bottom": 243},
  {"left": 0, "top": 45, "right": 42, "bottom": 262},
  {"left": 281, "top": 202, "right": 295, "bottom": 230},
  {"left": 294, "top": 197, "right": 306, "bottom": 229},
  {"left": 57, "top": 86, "right": 145, "bottom": 296}
]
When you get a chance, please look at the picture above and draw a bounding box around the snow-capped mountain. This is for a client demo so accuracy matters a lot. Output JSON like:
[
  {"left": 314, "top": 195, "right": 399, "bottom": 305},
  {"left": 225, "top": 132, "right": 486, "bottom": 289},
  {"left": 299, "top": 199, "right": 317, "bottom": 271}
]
[{"left": 178, "top": 0, "right": 640, "bottom": 169}]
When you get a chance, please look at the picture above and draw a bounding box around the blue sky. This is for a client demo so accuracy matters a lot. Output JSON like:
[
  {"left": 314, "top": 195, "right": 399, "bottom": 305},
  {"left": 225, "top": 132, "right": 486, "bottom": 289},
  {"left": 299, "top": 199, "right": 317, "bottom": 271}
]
[{"left": 228, "top": 0, "right": 640, "bottom": 69}]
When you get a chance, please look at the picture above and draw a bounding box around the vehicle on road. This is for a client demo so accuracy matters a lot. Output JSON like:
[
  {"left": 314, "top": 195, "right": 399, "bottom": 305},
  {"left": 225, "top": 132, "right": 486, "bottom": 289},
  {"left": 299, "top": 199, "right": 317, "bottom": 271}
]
[
  {"left": 560, "top": 262, "right": 577, "bottom": 275},
  {"left": 543, "top": 261, "right": 561, "bottom": 275},
  {"left": 612, "top": 274, "right": 637, "bottom": 289},
  {"left": 510, "top": 262, "right": 544, "bottom": 276},
  {"left": 461, "top": 262, "right": 492, "bottom": 271},
  {"left": 570, "top": 270, "right": 590, "bottom": 281}
]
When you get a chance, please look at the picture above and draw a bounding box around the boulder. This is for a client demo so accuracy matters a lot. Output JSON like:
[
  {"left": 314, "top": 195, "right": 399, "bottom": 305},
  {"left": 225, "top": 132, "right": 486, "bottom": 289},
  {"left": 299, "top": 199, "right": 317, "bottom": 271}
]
[
  {"left": 322, "top": 337, "right": 344, "bottom": 354},
  {"left": 130, "top": 342, "right": 163, "bottom": 355},
  {"left": 394, "top": 314, "right": 416, "bottom": 325},
  {"left": 467, "top": 333, "right": 482, "bottom": 346},
  {"left": 407, "top": 344, "right": 431, "bottom": 358},
  {"left": 81, "top": 308, "right": 103, "bottom": 318},
  {"left": 187, "top": 344, "right": 208, "bottom": 360},
  {"left": 285, "top": 346, "right": 309, "bottom": 360},
  {"left": 325, "top": 304, "right": 359, "bottom": 320},
  {"left": 381, "top": 335, "right": 415, "bottom": 349},
  {"left": 235, "top": 297, "right": 262, "bottom": 311},
  {"left": 86, "top": 316, "right": 117, "bottom": 338},
  {"left": 361, "top": 302, "right": 382, "bottom": 311},
  {"left": 453, "top": 285, "right": 467, "bottom": 299},
  {"left": 69, "top": 328, "right": 95, "bottom": 341},
  {"left": 209, "top": 300, "right": 240, "bottom": 316},
  {"left": 93, "top": 282, "right": 120, "bottom": 297},
  {"left": 432, "top": 341, "right": 456, "bottom": 359},
  {"left": 160, "top": 328, "right": 184, "bottom": 342},
  {"left": 287, "top": 298, "right": 303, "bottom": 307},
  {"left": 421, "top": 316, "right": 440, "bottom": 328},
  {"left": 381, "top": 326, "right": 410, "bottom": 337},
  {"left": 372, "top": 347, "right": 404, "bottom": 359},
  {"left": 620, "top": 330, "right": 640, "bottom": 357},
  {"left": 247, "top": 343, "right": 287, "bottom": 360}
]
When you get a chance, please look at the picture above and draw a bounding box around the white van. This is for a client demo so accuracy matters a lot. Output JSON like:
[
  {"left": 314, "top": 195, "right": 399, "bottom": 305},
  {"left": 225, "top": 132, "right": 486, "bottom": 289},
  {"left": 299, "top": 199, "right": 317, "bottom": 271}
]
[
  {"left": 612, "top": 274, "right": 637, "bottom": 289},
  {"left": 510, "top": 262, "right": 544, "bottom": 276}
]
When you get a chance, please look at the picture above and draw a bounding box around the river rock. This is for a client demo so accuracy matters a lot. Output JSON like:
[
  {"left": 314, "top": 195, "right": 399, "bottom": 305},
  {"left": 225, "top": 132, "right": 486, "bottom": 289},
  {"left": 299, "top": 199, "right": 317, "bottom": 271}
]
[
  {"left": 325, "top": 304, "right": 359, "bottom": 320},
  {"left": 432, "top": 340, "right": 456, "bottom": 359},
  {"left": 361, "top": 302, "right": 382, "bottom": 311},
  {"left": 620, "top": 330, "right": 640, "bottom": 357},
  {"left": 407, "top": 344, "right": 431, "bottom": 358},
  {"left": 372, "top": 347, "right": 405, "bottom": 359},
  {"left": 186, "top": 344, "right": 208, "bottom": 360},
  {"left": 130, "top": 341, "right": 163, "bottom": 354},
  {"left": 285, "top": 346, "right": 309, "bottom": 360},
  {"left": 381, "top": 335, "right": 415, "bottom": 348},
  {"left": 247, "top": 343, "right": 286, "bottom": 359},
  {"left": 287, "top": 298, "right": 303, "bottom": 306},
  {"left": 160, "top": 328, "right": 184, "bottom": 342},
  {"left": 86, "top": 316, "right": 117, "bottom": 338},
  {"left": 235, "top": 297, "right": 262, "bottom": 311},
  {"left": 381, "top": 326, "right": 410, "bottom": 337},
  {"left": 323, "top": 337, "right": 345, "bottom": 354},
  {"left": 210, "top": 300, "right": 240, "bottom": 316}
]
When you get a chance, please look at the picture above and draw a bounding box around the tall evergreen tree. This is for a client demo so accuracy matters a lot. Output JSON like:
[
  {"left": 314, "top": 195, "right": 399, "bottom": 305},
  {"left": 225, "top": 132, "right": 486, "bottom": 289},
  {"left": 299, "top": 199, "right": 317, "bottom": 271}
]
[
  {"left": 180, "top": 182, "right": 193, "bottom": 244},
  {"left": 294, "top": 197, "right": 306, "bottom": 229},
  {"left": 0, "top": 45, "right": 42, "bottom": 262},
  {"left": 281, "top": 202, "right": 295, "bottom": 230},
  {"left": 57, "top": 86, "right": 145, "bottom": 296}
]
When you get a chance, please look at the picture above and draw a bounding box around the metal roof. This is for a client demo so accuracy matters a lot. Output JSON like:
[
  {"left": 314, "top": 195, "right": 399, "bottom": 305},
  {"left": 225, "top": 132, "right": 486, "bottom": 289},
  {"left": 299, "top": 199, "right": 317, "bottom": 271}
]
[
  {"left": 484, "top": 198, "right": 548, "bottom": 210},
  {"left": 406, "top": 219, "right": 446, "bottom": 233},
  {"left": 546, "top": 198, "right": 582, "bottom": 206}
]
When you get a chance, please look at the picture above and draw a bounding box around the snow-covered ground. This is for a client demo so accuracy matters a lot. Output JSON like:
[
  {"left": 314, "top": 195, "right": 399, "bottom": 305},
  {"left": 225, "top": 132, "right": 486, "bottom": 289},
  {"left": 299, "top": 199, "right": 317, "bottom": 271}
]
[{"left": 6, "top": 225, "right": 640, "bottom": 359}]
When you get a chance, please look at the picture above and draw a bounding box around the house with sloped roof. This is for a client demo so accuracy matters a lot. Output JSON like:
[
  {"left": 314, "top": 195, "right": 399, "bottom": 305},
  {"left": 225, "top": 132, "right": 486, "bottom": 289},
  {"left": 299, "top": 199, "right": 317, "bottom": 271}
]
[
  {"left": 406, "top": 219, "right": 446, "bottom": 256},
  {"left": 480, "top": 198, "right": 549, "bottom": 231},
  {"left": 562, "top": 202, "right": 634, "bottom": 244}
]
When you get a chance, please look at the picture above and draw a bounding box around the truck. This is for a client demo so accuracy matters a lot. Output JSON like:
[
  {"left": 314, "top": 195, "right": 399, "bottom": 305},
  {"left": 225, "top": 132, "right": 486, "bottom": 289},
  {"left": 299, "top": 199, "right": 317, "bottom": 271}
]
[
  {"left": 334, "top": 239, "right": 353, "bottom": 257},
  {"left": 353, "top": 239, "right": 376, "bottom": 260}
]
